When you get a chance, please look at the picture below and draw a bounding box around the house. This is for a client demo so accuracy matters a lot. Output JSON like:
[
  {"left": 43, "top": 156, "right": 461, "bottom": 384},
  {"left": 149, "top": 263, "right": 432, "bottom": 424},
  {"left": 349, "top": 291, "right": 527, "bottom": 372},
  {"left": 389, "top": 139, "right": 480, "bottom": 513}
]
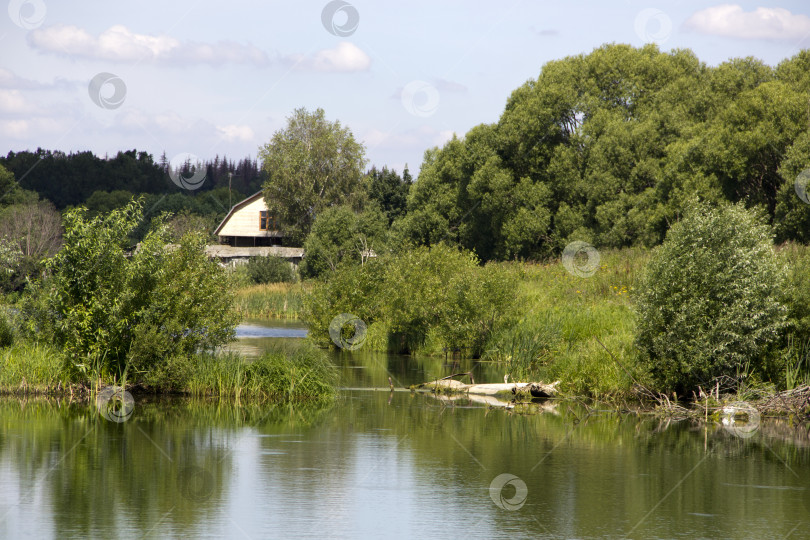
[
  {"left": 210, "top": 191, "right": 303, "bottom": 265},
  {"left": 214, "top": 191, "right": 283, "bottom": 247}
]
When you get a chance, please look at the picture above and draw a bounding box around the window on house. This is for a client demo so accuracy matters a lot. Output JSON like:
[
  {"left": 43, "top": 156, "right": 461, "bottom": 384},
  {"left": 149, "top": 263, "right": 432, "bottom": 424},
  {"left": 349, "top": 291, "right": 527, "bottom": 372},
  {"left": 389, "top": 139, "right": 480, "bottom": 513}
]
[{"left": 259, "top": 210, "right": 276, "bottom": 231}]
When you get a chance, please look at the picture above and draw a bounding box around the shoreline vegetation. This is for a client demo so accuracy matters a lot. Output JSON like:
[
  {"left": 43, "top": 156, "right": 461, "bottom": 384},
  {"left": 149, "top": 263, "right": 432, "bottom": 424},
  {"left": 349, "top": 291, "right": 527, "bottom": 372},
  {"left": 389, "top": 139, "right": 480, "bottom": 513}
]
[{"left": 0, "top": 340, "right": 337, "bottom": 404}]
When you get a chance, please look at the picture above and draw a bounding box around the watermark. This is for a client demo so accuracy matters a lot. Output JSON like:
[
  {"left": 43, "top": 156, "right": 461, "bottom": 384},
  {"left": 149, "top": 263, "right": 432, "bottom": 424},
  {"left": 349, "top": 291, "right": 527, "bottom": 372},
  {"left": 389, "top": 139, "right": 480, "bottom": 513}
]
[
  {"left": 328, "top": 313, "right": 367, "bottom": 350},
  {"left": 634, "top": 8, "right": 672, "bottom": 44},
  {"left": 321, "top": 0, "right": 359, "bottom": 37},
  {"left": 720, "top": 401, "right": 760, "bottom": 439},
  {"left": 168, "top": 152, "right": 207, "bottom": 190},
  {"left": 178, "top": 465, "right": 215, "bottom": 502},
  {"left": 795, "top": 169, "right": 810, "bottom": 204},
  {"left": 96, "top": 386, "right": 134, "bottom": 423},
  {"left": 88, "top": 72, "right": 127, "bottom": 110},
  {"left": 8, "top": 0, "right": 46, "bottom": 29},
  {"left": 401, "top": 80, "right": 440, "bottom": 118},
  {"left": 562, "top": 241, "right": 600, "bottom": 278},
  {"left": 489, "top": 473, "right": 528, "bottom": 511}
]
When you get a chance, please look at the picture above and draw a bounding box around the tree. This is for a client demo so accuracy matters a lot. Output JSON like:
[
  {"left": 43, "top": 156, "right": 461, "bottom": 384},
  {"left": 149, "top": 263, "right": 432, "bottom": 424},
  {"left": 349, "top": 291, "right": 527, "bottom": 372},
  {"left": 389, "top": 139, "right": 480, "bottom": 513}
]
[
  {"left": 367, "top": 166, "right": 411, "bottom": 224},
  {"left": 258, "top": 108, "right": 366, "bottom": 244},
  {"left": 23, "top": 199, "right": 238, "bottom": 380},
  {"left": 634, "top": 201, "right": 788, "bottom": 394},
  {"left": 0, "top": 201, "right": 63, "bottom": 290},
  {"left": 300, "top": 205, "right": 387, "bottom": 278}
]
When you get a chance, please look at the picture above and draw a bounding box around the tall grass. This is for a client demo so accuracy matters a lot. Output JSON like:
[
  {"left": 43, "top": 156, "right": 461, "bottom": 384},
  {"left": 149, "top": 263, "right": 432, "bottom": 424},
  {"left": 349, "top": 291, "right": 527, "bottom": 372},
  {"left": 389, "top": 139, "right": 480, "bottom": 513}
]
[
  {"left": 483, "top": 248, "right": 649, "bottom": 398},
  {"left": 185, "top": 342, "right": 338, "bottom": 403},
  {"left": 0, "top": 342, "right": 68, "bottom": 392},
  {"left": 233, "top": 282, "right": 309, "bottom": 319}
]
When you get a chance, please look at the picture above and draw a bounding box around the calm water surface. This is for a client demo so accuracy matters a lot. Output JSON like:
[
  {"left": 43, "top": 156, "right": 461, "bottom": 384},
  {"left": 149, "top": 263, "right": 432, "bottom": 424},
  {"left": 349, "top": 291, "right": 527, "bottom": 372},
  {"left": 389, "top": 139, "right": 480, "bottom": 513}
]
[{"left": 1, "top": 321, "right": 809, "bottom": 539}]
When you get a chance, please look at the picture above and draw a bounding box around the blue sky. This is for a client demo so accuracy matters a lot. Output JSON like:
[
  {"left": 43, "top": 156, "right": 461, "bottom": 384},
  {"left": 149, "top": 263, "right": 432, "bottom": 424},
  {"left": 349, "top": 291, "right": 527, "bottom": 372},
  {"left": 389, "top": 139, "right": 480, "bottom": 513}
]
[{"left": 2, "top": 1, "right": 810, "bottom": 177}]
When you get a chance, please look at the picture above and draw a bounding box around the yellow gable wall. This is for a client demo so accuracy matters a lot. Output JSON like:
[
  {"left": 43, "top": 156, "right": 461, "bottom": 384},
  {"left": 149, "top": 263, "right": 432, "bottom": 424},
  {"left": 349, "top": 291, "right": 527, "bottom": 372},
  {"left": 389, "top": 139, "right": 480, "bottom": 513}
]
[{"left": 218, "top": 196, "right": 276, "bottom": 237}]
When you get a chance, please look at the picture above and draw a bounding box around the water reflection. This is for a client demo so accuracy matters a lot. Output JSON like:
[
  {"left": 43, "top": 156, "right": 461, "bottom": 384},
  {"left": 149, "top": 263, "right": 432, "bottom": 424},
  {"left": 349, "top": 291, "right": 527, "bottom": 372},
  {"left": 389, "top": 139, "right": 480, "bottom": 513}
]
[{"left": 0, "top": 394, "right": 808, "bottom": 539}]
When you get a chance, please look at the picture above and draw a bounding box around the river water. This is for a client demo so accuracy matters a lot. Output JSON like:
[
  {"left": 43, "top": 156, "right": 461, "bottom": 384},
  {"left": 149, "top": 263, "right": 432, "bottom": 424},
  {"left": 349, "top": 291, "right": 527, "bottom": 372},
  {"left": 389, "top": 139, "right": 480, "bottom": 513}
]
[{"left": 0, "top": 320, "right": 808, "bottom": 539}]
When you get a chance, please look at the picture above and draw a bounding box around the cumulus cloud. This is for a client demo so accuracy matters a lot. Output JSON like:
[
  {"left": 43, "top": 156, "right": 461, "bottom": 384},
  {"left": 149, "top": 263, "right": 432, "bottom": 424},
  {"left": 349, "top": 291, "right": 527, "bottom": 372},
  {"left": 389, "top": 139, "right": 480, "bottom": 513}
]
[
  {"left": 684, "top": 4, "right": 810, "bottom": 41},
  {"left": 28, "top": 24, "right": 271, "bottom": 66},
  {"left": 217, "top": 124, "right": 255, "bottom": 142},
  {"left": 287, "top": 42, "right": 371, "bottom": 72}
]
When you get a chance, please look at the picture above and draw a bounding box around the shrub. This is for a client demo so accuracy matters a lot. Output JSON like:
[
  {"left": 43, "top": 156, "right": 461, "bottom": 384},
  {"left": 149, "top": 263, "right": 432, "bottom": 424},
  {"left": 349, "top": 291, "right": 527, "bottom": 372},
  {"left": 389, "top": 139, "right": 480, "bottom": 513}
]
[
  {"left": 305, "top": 244, "right": 516, "bottom": 355},
  {"left": 634, "top": 201, "right": 788, "bottom": 394},
  {"left": 245, "top": 255, "right": 296, "bottom": 284},
  {"left": 22, "top": 199, "right": 239, "bottom": 382}
]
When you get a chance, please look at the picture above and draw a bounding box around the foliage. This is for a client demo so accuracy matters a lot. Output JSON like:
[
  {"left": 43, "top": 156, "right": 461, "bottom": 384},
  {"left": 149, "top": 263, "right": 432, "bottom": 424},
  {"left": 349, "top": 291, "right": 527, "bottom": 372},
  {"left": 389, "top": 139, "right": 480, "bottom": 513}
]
[
  {"left": 634, "top": 201, "right": 788, "bottom": 394},
  {"left": 367, "top": 166, "right": 412, "bottom": 224},
  {"left": 0, "top": 150, "right": 265, "bottom": 209},
  {"left": 22, "top": 199, "right": 239, "bottom": 381},
  {"left": 305, "top": 244, "right": 516, "bottom": 355},
  {"left": 0, "top": 201, "right": 62, "bottom": 290},
  {"left": 300, "top": 205, "right": 388, "bottom": 278},
  {"left": 395, "top": 44, "right": 810, "bottom": 260},
  {"left": 259, "top": 108, "right": 367, "bottom": 243},
  {"left": 245, "top": 255, "right": 296, "bottom": 284}
]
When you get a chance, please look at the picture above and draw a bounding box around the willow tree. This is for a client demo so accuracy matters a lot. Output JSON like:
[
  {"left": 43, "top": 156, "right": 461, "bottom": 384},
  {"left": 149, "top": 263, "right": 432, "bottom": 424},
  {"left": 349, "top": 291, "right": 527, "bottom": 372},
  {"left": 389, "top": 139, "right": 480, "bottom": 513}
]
[{"left": 259, "top": 108, "right": 366, "bottom": 244}]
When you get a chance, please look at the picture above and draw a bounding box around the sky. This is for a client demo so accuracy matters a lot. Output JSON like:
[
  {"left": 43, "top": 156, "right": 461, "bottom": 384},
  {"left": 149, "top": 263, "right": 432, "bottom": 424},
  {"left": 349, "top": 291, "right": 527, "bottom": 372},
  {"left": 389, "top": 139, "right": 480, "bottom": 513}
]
[{"left": 2, "top": 0, "right": 810, "bottom": 178}]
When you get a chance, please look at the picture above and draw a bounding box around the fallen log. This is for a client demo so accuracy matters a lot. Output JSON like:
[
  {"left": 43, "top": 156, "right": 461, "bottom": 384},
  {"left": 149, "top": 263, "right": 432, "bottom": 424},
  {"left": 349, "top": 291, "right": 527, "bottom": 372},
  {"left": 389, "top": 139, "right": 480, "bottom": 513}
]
[{"left": 421, "top": 379, "right": 560, "bottom": 398}]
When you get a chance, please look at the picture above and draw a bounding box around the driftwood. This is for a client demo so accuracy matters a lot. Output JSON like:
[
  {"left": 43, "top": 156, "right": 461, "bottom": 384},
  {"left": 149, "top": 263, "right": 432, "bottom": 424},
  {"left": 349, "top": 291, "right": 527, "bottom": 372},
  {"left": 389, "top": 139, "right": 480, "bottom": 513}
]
[{"left": 421, "top": 379, "right": 560, "bottom": 398}]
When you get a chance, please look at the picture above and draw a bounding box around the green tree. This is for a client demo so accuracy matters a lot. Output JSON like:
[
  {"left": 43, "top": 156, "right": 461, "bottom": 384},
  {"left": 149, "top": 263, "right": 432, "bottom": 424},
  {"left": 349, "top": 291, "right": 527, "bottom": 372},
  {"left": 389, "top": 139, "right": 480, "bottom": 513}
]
[
  {"left": 259, "top": 108, "right": 367, "bottom": 244},
  {"left": 367, "top": 166, "right": 411, "bottom": 224},
  {"left": 634, "top": 201, "right": 788, "bottom": 394},
  {"left": 300, "top": 205, "right": 387, "bottom": 278},
  {"left": 24, "top": 199, "right": 238, "bottom": 380}
]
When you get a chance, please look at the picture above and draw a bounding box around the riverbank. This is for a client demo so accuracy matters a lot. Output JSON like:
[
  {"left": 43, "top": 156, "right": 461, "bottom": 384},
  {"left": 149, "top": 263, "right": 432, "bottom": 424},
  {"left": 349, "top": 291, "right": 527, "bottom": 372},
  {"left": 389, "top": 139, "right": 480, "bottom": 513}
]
[{"left": 0, "top": 340, "right": 337, "bottom": 403}]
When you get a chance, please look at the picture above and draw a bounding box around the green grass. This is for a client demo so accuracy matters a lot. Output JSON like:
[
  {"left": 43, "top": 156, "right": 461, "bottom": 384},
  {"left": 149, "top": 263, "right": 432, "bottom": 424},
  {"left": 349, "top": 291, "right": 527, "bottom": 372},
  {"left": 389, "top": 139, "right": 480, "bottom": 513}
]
[
  {"left": 233, "top": 283, "right": 308, "bottom": 319},
  {"left": 0, "top": 341, "right": 70, "bottom": 393},
  {"left": 0, "top": 338, "right": 338, "bottom": 404},
  {"left": 184, "top": 342, "right": 338, "bottom": 402},
  {"left": 483, "top": 248, "right": 650, "bottom": 399}
]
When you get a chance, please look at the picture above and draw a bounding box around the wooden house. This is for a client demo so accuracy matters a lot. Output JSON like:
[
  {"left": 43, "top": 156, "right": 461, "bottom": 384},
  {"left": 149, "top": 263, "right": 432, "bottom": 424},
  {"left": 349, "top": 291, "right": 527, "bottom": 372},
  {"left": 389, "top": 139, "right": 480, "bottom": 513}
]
[{"left": 214, "top": 191, "right": 283, "bottom": 247}]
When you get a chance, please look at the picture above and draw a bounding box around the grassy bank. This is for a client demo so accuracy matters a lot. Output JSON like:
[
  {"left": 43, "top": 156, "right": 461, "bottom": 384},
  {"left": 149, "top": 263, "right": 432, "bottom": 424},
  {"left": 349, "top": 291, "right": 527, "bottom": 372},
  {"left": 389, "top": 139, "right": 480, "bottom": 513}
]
[
  {"left": 233, "top": 282, "right": 308, "bottom": 319},
  {"left": 483, "top": 248, "right": 649, "bottom": 399},
  {"left": 0, "top": 339, "right": 337, "bottom": 403}
]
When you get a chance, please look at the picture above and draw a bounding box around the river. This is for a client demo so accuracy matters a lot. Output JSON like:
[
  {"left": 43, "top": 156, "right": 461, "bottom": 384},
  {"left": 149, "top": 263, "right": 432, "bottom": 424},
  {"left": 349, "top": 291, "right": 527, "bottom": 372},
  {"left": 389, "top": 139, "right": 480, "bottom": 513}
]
[{"left": 0, "top": 320, "right": 808, "bottom": 539}]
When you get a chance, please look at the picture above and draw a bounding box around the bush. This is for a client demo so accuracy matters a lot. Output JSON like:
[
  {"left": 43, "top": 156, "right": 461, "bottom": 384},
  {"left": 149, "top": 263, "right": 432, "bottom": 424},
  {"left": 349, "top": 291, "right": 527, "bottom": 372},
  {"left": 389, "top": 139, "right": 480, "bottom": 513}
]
[
  {"left": 245, "top": 255, "right": 296, "bottom": 284},
  {"left": 22, "top": 199, "right": 239, "bottom": 382},
  {"left": 305, "top": 244, "right": 516, "bottom": 355},
  {"left": 634, "top": 201, "right": 788, "bottom": 394}
]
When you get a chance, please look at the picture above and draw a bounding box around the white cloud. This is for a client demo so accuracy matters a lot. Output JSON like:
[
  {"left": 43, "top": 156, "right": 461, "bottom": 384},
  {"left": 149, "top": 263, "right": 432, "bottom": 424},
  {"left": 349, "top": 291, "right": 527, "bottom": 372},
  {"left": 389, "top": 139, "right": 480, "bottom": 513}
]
[
  {"left": 684, "top": 4, "right": 810, "bottom": 41},
  {"left": 28, "top": 24, "right": 271, "bottom": 66},
  {"left": 288, "top": 42, "right": 371, "bottom": 72},
  {"left": 217, "top": 124, "right": 255, "bottom": 142},
  {"left": 0, "top": 90, "right": 40, "bottom": 115}
]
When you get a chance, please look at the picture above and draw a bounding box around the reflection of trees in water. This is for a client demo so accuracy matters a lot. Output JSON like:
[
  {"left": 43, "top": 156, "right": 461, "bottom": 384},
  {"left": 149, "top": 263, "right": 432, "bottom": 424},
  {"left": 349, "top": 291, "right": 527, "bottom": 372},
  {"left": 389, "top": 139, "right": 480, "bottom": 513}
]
[{"left": 0, "top": 397, "right": 333, "bottom": 537}]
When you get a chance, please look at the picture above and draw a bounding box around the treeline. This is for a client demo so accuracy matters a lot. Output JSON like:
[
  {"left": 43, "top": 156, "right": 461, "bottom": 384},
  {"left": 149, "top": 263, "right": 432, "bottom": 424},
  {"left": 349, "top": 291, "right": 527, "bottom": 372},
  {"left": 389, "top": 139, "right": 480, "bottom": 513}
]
[
  {"left": 394, "top": 43, "right": 810, "bottom": 260},
  {"left": 0, "top": 149, "right": 266, "bottom": 209}
]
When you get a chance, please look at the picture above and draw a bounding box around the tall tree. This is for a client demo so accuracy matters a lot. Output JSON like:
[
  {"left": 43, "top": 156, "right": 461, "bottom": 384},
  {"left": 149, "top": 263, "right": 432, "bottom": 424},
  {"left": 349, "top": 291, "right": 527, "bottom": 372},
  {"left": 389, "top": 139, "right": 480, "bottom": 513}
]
[{"left": 258, "top": 108, "right": 366, "bottom": 244}]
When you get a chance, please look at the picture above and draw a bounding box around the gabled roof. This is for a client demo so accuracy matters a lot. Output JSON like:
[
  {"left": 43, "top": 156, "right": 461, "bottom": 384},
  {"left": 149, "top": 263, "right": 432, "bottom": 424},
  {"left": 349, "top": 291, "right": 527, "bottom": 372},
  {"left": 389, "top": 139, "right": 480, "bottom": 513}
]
[{"left": 214, "top": 191, "right": 265, "bottom": 236}]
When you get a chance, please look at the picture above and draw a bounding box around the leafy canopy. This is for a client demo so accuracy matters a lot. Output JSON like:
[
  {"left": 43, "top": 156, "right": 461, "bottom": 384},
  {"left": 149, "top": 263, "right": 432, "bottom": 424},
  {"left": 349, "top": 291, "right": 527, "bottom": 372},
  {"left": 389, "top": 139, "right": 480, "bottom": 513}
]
[{"left": 259, "top": 108, "right": 366, "bottom": 244}]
